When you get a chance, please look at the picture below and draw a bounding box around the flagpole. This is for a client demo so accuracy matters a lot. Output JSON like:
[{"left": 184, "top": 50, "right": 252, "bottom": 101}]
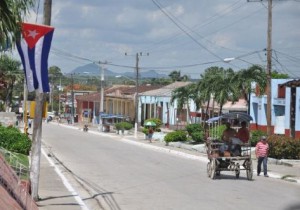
[
  {"left": 30, "top": 0, "right": 52, "bottom": 201},
  {"left": 23, "top": 78, "right": 28, "bottom": 134}
]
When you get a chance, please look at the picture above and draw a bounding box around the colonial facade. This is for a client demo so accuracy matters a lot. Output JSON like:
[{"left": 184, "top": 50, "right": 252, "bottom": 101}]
[
  {"left": 139, "top": 82, "right": 202, "bottom": 129},
  {"left": 75, "top": 84, "right": 163, "bottom": 125},
  {"left": 249, "top": 79, "right": 300, "bottom": 138}
]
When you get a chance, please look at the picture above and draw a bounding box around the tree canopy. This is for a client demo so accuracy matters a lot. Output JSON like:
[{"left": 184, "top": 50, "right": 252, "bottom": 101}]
[{"left": 0, "top": 0, "right": 34, "bottom": 50}]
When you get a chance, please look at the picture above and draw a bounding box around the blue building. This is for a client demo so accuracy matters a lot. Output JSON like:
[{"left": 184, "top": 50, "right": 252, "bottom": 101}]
[{"left": 249, "top": 79, "right": 300, "bottom": 138}]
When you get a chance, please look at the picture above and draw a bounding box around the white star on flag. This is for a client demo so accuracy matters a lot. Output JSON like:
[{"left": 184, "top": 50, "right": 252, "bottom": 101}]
[{"left": 27, "top": 30, "right": 39, "bottom": 39}]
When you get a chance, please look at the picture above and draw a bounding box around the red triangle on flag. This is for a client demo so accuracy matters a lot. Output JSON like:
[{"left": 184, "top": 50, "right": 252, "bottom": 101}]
[{"left": 21, "top": 23, "right": 54, "bottom": 49}]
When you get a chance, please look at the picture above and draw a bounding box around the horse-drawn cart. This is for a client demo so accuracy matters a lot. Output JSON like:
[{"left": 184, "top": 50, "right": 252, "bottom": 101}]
[
  {"left": 206, "top": 140, "right": 253, "bottom": 180},
  {"left": 205, "top": 112, "right": 253, "bottom": 180}
]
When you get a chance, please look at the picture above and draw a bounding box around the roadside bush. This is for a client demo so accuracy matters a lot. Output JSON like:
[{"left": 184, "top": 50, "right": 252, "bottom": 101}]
[
  {"left": 121, "top": 122, "right": 133, "bottom": 130},
  {"left": 268, "top": 135, "right": 300, "bottom": 159},
  {"left": 190, "top": 131, "right": 205, "bottom": 143},
  {"left": 0, "top": 126, "right": 31, "bottom": 155},
  {"left": 142, "top": 127, "right": 149, "bottom": 135},
  {"left": 185, "top": 123, "right": 204, "bottom": 136},
  {"left": 114, "top": 122, "right": 122, "bottom": 130},
  {"left": 114, "top": 122, "right": 133, "bottom": 130},
  {"left": 250, "top": 130, "right": 267, "bottom": 147},
  {"left": 164, "top": 130, "right": 187, "bottom": 144},
  {"left": 144, "top": 118, "right": 162, "bottom": 131}
]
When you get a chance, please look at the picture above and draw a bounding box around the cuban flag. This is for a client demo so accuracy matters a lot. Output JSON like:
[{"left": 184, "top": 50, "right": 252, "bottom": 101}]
[{"left": 17, "top": 23, "right": 54, "bottom": 93}]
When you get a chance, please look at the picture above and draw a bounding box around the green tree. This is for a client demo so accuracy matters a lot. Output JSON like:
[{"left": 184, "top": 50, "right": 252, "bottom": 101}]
[
  {"left": 48, "top": 66, "right": 63, "bottom": 78},
  {"left": 198, "top": 66, "right": 238, "bottom": 115},
  {"left": 168, "top": 70, "right": 189, "bottom": 82},
  {"left": 0, "top": 54, "right": 23, "bottom": 111},
  {"left": 171, "top": 83, "right": 198, "bottom": 124},
  {"left": 234, "top": 65, "right": 267, "bottom": 110},
  {"left": 271, "top": 71, "right": 289, "bottom": 79},
  {"left": 0, "top": 0, "right": 34, "bottom": 50}
]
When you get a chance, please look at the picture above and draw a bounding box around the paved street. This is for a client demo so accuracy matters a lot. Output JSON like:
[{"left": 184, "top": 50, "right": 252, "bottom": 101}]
[{"left": 37, "top": 123, "right": 300, "bottom": 210}]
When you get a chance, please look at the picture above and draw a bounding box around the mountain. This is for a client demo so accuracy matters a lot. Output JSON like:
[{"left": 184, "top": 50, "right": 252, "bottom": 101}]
[
  {"left": 70, "top": 63, "right": 116, "bottom": 76},
  {"left": 124, "top": 70, "right": 168, "bottom": 78},
  {"left": 69, "top": 63, "right": 167, "bottom": 78}
]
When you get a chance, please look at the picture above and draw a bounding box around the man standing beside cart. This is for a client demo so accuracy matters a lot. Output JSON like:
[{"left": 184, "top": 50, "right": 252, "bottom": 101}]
[{"left": 255, "top": 136, "right": 269, "bottom": 177}]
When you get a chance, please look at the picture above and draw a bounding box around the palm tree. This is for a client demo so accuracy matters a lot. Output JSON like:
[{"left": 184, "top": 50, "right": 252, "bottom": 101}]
[
  {"left": 198, "top": 66, "right": 239, "bottom": 116},
  {"left": 213, "top": 68, "right": 238, "bottom": 114},
  {"left": 171, "top": 83, "right": 196, "bottom": 124},
  {"left": 0, "top": 0, "right": 34, "bottom": 50},
  {"left": 234, "top": 65, "right": 267, "bottom": 111}
]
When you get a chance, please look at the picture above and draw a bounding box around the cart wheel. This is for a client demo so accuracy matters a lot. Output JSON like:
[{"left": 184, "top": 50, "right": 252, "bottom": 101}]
[
  {"left": 246, "top": 160, "right": 253, "bottom": 181},
  {"left": 235, "top": 163, "right": 240, "bottom": 179},
  {"left": 207, "top": 161, "right": 211, "bottom": 178},
  {"left": 210, "top": 159, "right": 216, "bottom": 179}
]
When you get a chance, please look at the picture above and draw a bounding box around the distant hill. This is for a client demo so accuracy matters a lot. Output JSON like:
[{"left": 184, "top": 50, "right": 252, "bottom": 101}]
[
  {"left": 124, "top": 70, "right": 168, "bottom": 79},
  {"left": 69, "top": 63, "right": 167, "bottom": 78},
  {"left": 70, "top": 63, "right": 116, "bottom": 76}
]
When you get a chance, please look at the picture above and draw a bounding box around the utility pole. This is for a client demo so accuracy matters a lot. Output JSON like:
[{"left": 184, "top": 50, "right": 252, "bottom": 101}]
[
  {"left": 97, "top": 61, "right": 106, "bottom": 131},
  {"left": 125, "top": 52, "right": 149, "bottom": 138},
  {"left": 58, "top": 77, "right": 61, "bottom": 114},
  {"left": 248, "top": 0, "right": 273, "bottom": 135},
  {"left": 135, "top": 53, "right": 139, "bottom": 138},
  {"left": 266, "top": 0, "right": 273, "bottom": 136},
  {"left": 71, "top": 73, "right": 75, "bottom": 124},
  {"left": 23, "top": 79, "right": 28, "bottom": 134},
  {"left": 30, "top": 0, "right": 52, "bottom": 201}
]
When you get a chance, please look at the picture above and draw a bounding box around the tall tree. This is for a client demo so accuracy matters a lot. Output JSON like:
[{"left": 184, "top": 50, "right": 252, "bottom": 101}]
[
  {"left": 234, "top": 65, "right": 267, "bottom": 111},
  {"left": 0, "top": 0, "right": 34, "bottom": 50},
  {"left": 213, "top": 68, "right": 238, "bottom": 114},
  {"left": 0, "top": 54, "right": 23, "bottom": 111},
  {"left": 171, "top": 83, "right": 197, "bottom": 124},
  {"left": 168, "top": 70, "right": 189, "bottom": 82},
  {"left": 198, "top": 66, "right": 239, "bottom": 115}
]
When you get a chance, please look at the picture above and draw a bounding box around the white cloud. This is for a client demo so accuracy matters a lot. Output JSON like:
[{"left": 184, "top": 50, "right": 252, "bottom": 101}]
[{"left": 11, "top": 0, "right": 300, "bottom": 78}]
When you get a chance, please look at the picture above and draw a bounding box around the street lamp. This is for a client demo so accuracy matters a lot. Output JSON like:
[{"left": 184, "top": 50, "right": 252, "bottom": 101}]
[
  {"left": 115, "top": 75, "right": 138, "bottom": 138},
  {"left": 223, "top": 57, "right": 235, "bottom": 63},
  {"left": 71, "top": 73, "right": 75, "bottom": 124}
]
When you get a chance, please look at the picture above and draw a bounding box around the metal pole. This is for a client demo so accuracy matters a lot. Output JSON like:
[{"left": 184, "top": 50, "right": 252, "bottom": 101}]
[
  {"left": 58, "top": 77, "right": 61, "bottom": 115},
  {"left": 266, "top": 0, "right": 272, "bottom": 135},
  {"left": 135, "top": 53, "right": 139, "bottom": 138},
  {"left": 23, "top": 78, "right": 28, "bottom": 134},
  {"left": 30, "top": 0, "right": 52, "bottom": 201},
  {"left": 71, "top": 73, "right": 74, "bottom": 124},
  {"left": 99, "top": 62, "right": 105, "bottom": 131}
]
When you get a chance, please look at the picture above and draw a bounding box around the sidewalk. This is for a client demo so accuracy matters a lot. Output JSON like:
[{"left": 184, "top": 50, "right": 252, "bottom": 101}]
[{"left": 36, "top": 122, "right": 300, "bottom": 209}]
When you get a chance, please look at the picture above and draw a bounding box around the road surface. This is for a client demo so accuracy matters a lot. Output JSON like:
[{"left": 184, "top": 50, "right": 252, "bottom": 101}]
[{"left": 41, "top": 123, "right": 300, "bottom": 210}]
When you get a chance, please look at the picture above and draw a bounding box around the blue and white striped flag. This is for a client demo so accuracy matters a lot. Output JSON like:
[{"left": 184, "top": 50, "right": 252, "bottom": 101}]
[{"left": 17, "top": 23, "right": 54, "bottom": 93}]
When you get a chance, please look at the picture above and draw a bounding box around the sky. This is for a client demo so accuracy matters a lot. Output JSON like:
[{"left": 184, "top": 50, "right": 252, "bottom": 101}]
[{"left": 14, "top": 0, "right": 300, "bottom": 79}]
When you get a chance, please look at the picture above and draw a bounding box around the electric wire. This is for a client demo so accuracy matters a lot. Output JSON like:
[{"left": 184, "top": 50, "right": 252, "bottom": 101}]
[
  {"left": 143, "top": 0, "right": 247, "bottom": 54},
  {"left": 272, "top": 51, "right": 299, "bottom": 78},
  {"left": 151, "top": 0, "right": 224, "bottom": 61}
]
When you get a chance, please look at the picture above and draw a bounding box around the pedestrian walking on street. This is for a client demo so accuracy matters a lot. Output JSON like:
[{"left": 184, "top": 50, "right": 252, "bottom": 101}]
[
  {"left": 255, "top": 136, "right": 269, "bottom": 177},
  {"left": 28, "top": 118, "right": 32, "bottom": 129},
  {"left": 148, "top": 127, "right": 154, "bottom": 143}
]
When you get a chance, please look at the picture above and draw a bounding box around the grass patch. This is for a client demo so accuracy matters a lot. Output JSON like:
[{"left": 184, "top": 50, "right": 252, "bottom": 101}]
[{"left": 4, "top": 151, "right": 30, "bottom": 180}]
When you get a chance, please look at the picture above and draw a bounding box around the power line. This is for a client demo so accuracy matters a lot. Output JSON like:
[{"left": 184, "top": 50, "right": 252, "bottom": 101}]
[{"left": 151, "top": 0, "right": 224, "bottom": 61}]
